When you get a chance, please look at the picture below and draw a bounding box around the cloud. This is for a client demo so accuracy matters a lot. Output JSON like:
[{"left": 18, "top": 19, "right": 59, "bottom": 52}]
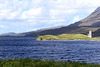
[
  {"left": 0, "top": 0, "right": 100, "bottom": 33},
  {"left": 72, "top": 16, "right": 81, "bottom": 23},
  {"left": 20, "top": 8, "right": 42, "bottom": 19},
  {"left": 0, "top": 25, "right": 7, "bottom": 28},
  {"left": 50, "top": 9, "right": 78, "bottom": 16}
]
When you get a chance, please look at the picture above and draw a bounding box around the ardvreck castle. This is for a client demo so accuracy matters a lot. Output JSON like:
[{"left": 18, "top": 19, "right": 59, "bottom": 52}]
[{"left": 87, "top": 30, "right": 92, "bottom": 38}]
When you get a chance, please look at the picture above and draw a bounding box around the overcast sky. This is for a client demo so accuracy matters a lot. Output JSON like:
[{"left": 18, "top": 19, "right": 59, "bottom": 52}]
[{"left": 0, "top": 0, "right": 100, "bottom": 33}]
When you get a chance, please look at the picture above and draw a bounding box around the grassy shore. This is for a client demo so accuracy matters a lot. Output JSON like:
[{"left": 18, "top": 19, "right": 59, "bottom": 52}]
[
  {"left": 0, "top": 58, "right": 99, "bottom": 67},
  {"left": 37, "top": 34, "right": 100, "bottom": 41}
]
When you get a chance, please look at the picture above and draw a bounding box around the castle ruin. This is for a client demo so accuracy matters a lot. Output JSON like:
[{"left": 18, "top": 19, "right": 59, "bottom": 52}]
[{"left": 87, "top": 30, "right": 92, "bottom": 38}]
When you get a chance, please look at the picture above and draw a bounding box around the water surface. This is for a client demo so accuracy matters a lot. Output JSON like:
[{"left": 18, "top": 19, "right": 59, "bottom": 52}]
[{"left": 0, "top": 37, "right": 100, "bottom": 63}]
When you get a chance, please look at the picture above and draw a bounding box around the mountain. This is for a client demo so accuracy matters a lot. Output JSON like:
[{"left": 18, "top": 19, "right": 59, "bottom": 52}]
[
  {"left": 24, "top": 25, "right": 68, "bottom": 37},
  {"left": 69, "top": 7, "right": 100, "bottom": 27},
  {"left": 0, "top": 32, "right": 25, "bottom": 37},
  {"left": 24, "top": 7, "right": 100, "bottom": 37},
  {"left": 1, "top": 7, "right": 100, "bottom": 37},
  {"left": 0, "top": 26, "right": 66, "bottom": 37}
]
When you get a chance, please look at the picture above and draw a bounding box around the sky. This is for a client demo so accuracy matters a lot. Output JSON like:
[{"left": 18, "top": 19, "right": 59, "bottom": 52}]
[{"left": 0, "top": 0, "right": 100, "bottom": 33}]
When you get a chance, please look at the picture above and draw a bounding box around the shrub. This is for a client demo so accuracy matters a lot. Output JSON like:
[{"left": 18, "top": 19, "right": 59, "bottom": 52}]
[{"left": 0, "top": 58, "right": 99, "bottom": 67}]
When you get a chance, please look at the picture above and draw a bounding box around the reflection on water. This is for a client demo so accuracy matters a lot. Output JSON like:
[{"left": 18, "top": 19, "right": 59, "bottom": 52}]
[{"left": 0, "top": 37, "right": 100, "bottom": 63}]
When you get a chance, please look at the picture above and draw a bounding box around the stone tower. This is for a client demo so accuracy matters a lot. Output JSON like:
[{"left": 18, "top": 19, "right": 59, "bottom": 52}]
[{"left": 87, "top": 30, "right": 92, "bottom": 38}]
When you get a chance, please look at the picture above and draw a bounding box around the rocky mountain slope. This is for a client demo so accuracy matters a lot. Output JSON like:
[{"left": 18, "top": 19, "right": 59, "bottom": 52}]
[
  {"left": 69, "top": 7, "right": 100, "bottom": 27},
  {"left": 24, "top": 7, "right": 100, "bottom": 37}
]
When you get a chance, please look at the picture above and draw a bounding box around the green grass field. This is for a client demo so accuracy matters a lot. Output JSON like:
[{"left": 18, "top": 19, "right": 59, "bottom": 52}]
[
  {"left": 0, "top": 58, "right": 100, "bottom": 67},
  {"left": 37, "top": 34, "right": 100, "bottom": 41}
]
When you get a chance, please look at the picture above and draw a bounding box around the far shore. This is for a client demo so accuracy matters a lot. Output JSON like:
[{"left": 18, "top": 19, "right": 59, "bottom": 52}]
[
  {"left": 37, "top": 34, "right": 100, "bottom": 41},
  {"left": 37, "top": 39, "right": 100, "bottom": 41}
]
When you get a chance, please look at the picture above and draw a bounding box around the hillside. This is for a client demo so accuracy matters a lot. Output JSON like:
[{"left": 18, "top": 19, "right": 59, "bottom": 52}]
[
  {"left": 69, "top": 7, "right": 100, "bottom": 27},
  {"left": 24, "top": 7, "right": 100, "bottom": 37}
]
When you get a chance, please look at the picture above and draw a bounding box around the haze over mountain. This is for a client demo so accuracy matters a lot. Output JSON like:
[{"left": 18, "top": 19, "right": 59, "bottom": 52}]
[
  {"left": 0, "top": 32, "right": 25, "bottom": 37},
  {"left": 1, "top": 7, "right": 100, "bottom": 37}
]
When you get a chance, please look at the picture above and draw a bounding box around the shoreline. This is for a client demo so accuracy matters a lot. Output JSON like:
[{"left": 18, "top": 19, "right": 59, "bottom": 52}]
[
  {"left": 37, "top": 34, "right": 100, "bottom": 41},
  {"left": 37, "top": 39, "right": 100, "bottom": 41}
]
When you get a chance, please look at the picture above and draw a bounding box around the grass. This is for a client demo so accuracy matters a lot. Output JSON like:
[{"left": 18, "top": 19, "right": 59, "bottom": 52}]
[
  {"left": 37, "top": 34, "right": 100, "bottom": 41},
  {"left": 0, "top": 58, "right": 100, "bottom": 67}
]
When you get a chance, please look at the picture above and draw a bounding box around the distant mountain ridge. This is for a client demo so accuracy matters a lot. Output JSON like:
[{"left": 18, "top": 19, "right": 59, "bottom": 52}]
[
  {"left": 0, "top": 32, "right": 25, "bottom": 37},
  {"left": 0, "top": 26, "right": 66, "bottom": 37}
]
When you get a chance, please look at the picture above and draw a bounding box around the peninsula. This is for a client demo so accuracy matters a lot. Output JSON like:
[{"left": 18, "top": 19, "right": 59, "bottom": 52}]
[{"left": 37, "top": 34, "right": 100, "bottom": 41}]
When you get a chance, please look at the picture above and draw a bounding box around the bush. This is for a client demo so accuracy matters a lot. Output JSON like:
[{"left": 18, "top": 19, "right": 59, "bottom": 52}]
[{"left": 0, "top": 58, "right": 99, "bottom": 67}]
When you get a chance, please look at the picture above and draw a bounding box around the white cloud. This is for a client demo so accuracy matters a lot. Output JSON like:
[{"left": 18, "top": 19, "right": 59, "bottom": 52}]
[
  {"left": 72, "top": 16, "right": 81, "bottom": 23},
  {"left": 56, "top": 0, "right": 63, "bottom": 3},
  {"left": 0, "top": 0, "right": 100, "bottom": 33},
  {"left": 20, "top": 8, "right": 42, "bottom": 19},
  {"left": 86, "top": 8, "right": 96, "bottom": 14},
  {"left": 0, "top": 0, "right": 99, "bottom": 20},
  {"left": 55, "top": 0, "right": 100, "bottom": 9},
  {"left": 50, "top": 9, "right": 78, "bottom": 16},
  {"left": 0, "top": 25, "right": 5, "bottom": 28},
  {"left": 27, "top": 8, "right": 42, "bottom": 15}
]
